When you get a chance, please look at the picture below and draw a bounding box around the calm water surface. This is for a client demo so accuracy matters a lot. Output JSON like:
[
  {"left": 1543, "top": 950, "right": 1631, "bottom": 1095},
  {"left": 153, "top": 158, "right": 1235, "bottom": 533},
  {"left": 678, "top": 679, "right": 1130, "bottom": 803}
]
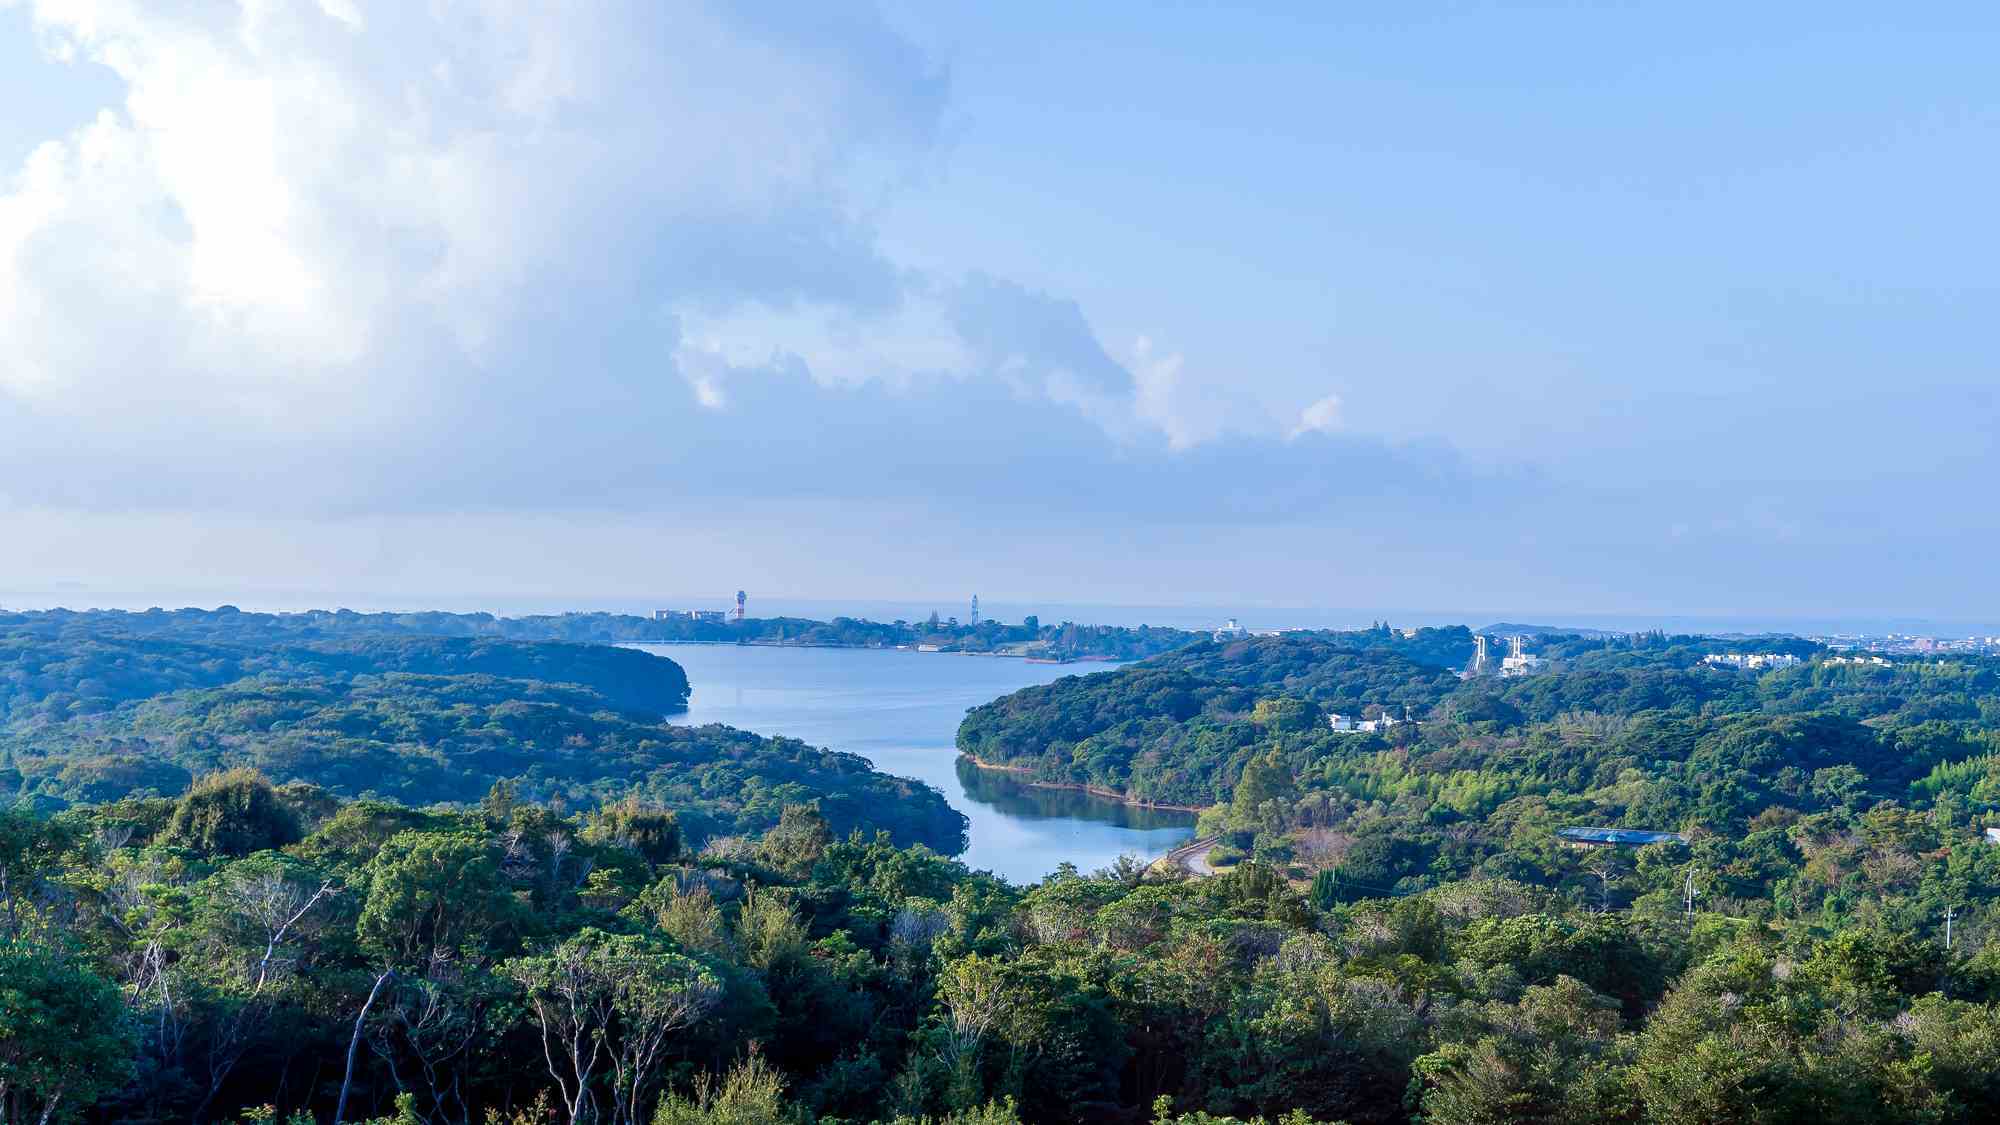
[{"left": 634, "top": 644, "right": 1194, "bottom": 884}]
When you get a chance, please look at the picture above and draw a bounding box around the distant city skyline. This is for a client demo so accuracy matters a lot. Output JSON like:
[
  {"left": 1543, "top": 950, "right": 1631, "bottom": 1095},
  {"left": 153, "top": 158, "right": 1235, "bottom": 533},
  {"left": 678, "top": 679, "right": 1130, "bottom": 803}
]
[
  {"left": 4, "top": 2, "right": 1997, "bottom": 621},
  {"left": 7, "top": 585, "right": 2000, "bottom": 641}
]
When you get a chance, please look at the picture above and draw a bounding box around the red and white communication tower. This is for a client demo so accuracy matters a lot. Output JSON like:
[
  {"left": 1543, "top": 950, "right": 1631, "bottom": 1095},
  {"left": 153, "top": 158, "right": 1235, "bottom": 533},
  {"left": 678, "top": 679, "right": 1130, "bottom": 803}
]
[{"left": 734, "top": 590, "right": 746, "bottom": 623}]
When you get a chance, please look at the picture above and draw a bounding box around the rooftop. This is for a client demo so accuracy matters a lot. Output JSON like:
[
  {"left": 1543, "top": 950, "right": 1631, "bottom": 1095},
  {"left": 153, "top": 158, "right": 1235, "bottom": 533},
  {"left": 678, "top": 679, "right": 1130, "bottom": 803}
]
[{"left": 1558, "top": 827, "right": 1688, "bottom": 846}]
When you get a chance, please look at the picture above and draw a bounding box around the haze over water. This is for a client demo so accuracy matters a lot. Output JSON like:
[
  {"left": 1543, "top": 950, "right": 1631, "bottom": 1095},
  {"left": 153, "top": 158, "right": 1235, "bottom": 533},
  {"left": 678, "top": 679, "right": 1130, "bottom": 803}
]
[{"left": 638, "top": 644, "right": 1195, "bottom": 884}]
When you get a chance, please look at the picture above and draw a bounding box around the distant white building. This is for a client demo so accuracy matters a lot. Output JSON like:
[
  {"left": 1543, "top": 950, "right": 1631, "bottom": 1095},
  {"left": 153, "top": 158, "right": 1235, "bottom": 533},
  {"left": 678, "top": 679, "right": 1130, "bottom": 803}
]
[
  {"left": 1985, "top": 827, "right": 2000, "bottom": 846},
  {"left": 1214, "top": 618, "right": 1248, "bottom": 641},
  {"left": 1702, "top": 653, "right": 1802, "bottom": 671},
  {"left": 655, "top": 609, "right": 727, "bottom": 623},
  {"left": 1499, "top": 636, "right": 1542, "bottom": 678},
  {"left": 1331, "top": 709, "right": 1415, "bottom": 734},
  {"left": 1826, "top": 655, "right": 1891, "bottom": 668}
]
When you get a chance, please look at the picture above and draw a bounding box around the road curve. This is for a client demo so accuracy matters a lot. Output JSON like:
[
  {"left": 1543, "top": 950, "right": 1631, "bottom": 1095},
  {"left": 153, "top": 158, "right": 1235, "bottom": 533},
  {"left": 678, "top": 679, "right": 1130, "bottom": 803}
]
[{"left": 1156, "top": 835, "right": 1220, "bottom": 877}]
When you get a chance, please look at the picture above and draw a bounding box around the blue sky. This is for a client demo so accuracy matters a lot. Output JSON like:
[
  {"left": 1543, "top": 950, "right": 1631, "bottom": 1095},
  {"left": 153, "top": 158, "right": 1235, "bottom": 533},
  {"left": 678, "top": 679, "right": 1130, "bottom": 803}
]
[{"left": 1, "top": 1, "right": 1995, "bottom": 625}]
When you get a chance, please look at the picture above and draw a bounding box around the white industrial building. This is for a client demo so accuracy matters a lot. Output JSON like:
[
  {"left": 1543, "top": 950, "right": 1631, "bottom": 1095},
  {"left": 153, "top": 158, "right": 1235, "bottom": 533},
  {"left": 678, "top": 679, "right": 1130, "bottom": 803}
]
[{"left": 1500, "top": 636, "right": 1542, "bottom": 677}]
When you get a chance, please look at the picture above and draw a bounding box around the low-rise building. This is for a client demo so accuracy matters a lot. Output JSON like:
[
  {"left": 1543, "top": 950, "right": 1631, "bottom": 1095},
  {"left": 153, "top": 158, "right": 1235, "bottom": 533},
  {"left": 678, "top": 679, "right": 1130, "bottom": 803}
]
[
  {"left": 1329, "top": 709, "right": 1416, "bottom": 734},
  {"left": 1557, "top": 827, "right": 1688, "bottom": 849},
  {"left": 1702, "top": 653, "right": 1802, "bottom": 671},
  {"left": 655, "top": 608, "right": 728, "bottom": 623}
]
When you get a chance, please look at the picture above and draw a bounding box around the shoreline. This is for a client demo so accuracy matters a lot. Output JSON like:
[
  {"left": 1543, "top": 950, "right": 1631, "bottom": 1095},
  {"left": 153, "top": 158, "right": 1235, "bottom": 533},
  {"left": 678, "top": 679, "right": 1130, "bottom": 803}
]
[
  {"left": 959, "top": 754, "right": 1209, "bottom": 814},
  {"left": 627, "top": 639, "right": 1124, "bottom": 664}
]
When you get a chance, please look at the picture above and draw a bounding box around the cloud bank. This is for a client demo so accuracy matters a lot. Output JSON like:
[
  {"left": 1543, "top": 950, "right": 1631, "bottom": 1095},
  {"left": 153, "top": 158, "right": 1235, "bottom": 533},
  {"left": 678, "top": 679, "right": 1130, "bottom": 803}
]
[
  {"left": 3, "top": 1, "right": 1990, "bottom": 620},
  {"left": 0, "top": 0, "right": 1381, "bottom": 525}
]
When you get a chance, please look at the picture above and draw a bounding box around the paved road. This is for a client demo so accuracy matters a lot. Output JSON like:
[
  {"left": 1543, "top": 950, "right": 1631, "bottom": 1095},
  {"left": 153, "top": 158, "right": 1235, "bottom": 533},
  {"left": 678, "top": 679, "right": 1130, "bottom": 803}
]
[{"left": 1158, "top": 835, "right": 1219, "bottom": 877}]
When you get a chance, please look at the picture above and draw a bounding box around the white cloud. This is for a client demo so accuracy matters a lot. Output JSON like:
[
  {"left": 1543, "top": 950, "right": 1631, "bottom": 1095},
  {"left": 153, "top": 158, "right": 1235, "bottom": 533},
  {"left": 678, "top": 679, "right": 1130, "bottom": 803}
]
[
  {"left": 1127, "top": 336, "right": 1200, "bottom": 449},
  {"left": 313, "top": 0, "right": 364, "bottom": 31},
  {"left": 1290, "top": 392, "right": 1343, "bottom": 438},
  {"left": 672, "top": 288, "right": 974, "bottom": 390},
  {"left": 0, "top": 0, "right": 940, "bottom": 438},
  {"left": 0, "top": 0, "right": 1343, "bottom": 524}
]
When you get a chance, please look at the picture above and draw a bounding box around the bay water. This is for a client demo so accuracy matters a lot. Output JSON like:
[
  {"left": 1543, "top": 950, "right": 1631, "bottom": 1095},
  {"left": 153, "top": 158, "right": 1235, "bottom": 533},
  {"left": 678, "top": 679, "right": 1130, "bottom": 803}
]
[{"left": 636, "top": 644, "right": 1195, "bottom": 884}]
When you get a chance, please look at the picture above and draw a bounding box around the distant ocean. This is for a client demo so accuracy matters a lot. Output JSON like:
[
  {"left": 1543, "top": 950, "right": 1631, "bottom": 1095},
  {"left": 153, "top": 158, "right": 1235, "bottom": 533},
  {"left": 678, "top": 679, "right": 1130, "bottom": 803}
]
[{"left": 4, "top": 587, "right": 1996, "bottom": 639}]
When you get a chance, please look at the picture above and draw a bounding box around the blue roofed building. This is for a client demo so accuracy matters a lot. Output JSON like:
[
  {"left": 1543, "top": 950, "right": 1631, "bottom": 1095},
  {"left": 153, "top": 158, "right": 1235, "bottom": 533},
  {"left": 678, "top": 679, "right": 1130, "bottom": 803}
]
[{"left": 1558, "top": 827, "right": 1688, "bottom": 849}]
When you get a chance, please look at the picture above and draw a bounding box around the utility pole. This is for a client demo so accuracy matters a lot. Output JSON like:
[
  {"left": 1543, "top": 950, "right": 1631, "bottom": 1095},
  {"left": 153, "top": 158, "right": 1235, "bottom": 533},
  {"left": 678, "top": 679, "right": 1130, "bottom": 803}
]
[
  {"left": 1683, "top": 867, "right": 1700, "bottom": 923},
  {"left": 1946, "top": 904, "right": 1958, "bottom": 951}
]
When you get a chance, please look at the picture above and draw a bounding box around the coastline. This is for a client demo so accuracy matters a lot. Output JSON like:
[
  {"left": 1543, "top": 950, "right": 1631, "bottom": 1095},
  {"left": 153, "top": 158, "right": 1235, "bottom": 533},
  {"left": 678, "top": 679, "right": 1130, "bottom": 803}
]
[
  {"left": 959, "top": 754, "right": 1209, "bottom": 814},
  {"left": 628, "top": 639, "right": 1123, "bottom": 664}
]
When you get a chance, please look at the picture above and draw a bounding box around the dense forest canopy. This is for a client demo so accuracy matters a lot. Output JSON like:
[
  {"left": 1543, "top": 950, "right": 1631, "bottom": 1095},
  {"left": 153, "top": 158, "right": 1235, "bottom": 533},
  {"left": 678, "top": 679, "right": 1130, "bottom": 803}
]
[
  {"left": 11, "top": 781, "right": 2000, "bottom": 1124},
  {"left": 1, "top": 605, "right": 1196, "bottom": 662},
  {"left": 0, "top": 620, "right": 693, "bottom": 717},
  {"left": 12, "top": 614, "right": 2000, "bottom": 1122},
  {"left": 0, "top": 618, "right": 962, "bottom": 853},
  {"left": 959, "top": 627, "right": 2000, "bottom": 926},
  {"left": 958, "top": 628, "right": 1477, "bottom": 806}
]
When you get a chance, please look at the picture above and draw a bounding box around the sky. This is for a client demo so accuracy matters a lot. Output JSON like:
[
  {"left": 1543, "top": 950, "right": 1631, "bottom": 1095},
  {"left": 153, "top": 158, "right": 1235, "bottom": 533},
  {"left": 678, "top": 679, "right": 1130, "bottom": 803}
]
[{"left": 1, "top": 1, "right": 1996, "bottom": 628}]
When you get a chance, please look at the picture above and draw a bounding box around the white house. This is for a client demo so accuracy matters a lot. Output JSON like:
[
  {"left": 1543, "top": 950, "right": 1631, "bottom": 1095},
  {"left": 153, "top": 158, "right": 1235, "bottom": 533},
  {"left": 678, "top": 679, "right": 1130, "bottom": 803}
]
[{"left": 1702, "top": 653, "right": 1802, "bottom": 671}]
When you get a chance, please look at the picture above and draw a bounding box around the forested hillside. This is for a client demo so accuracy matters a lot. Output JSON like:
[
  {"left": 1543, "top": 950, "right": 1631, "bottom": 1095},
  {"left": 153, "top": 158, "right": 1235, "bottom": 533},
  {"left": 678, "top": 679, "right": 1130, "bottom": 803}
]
[
  {"left": 957, "top": 628, "right": 1474, "bottom": 804},
  {"left": 1, "top": 622, "right": 692, "bottom": 718},
  {"left": 4, "top": 620, "right": 2000, "bottom": 1122},
  {"left": 960, "top": 629, "right": 2000, "bottom": 935},
  {"left": 10, "top": 781, "right": 2000, "bottom": 1124},
  {"left": 0, "top": 620, "right": 963, "bottom": 852},
  {"left": 2, "top": 605, "right": 1197, "bottom": 662}
]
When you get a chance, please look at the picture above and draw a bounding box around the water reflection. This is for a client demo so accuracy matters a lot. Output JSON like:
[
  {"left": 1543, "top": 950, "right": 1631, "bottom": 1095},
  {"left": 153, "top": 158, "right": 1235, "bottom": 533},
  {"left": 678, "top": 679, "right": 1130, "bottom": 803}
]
[
  {"left": 636, "top": 643, "right": 1195, "bottom": 883},
  {"left": 955, "top": 759, "right": 1196, "bottom": 832}
]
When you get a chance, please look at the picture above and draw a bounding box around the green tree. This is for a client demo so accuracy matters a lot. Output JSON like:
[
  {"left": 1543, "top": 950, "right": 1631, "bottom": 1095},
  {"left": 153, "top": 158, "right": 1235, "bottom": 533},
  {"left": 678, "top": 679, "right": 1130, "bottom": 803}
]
[
  {"left": 163, "top": 770, "right": 302, "bottom": 857},
  {"left": 507, "top": 929, "right": 722, "bottom": 1125},
  {"left": 0, "top": 940, "right": 135, "bottom": 1124},
  {"left": 0, "top": 808, "right": 80, "bottom": 938},
  {"left": 651, "top": 1051, "right": 803, "bottom": 1125},
  {"left": 754, "top": 804, "right": 833, "bottom": 877},
  {"left": 357, "top": 831, "right": 519, "bottom": 969},
  {"left": 585, "top": 797, "right": 683, "bottom": 866},
  {"left": 1250, "top": 697, "right": 1321, "bottom": 734}
]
